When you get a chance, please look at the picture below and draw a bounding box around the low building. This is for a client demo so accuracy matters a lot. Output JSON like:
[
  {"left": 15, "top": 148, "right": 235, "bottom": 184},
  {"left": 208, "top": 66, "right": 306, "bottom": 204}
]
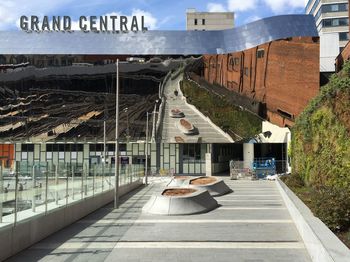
[
  {"left": 306, "top": 0, "right": 349, "bottom": 73},
  {"left": 186, "top": 8, "right": 234, "bottom": 31}
]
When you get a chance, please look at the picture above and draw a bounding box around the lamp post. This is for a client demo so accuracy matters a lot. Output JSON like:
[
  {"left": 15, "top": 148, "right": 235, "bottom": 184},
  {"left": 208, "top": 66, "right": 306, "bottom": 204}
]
[
  {"left": 114, "top": 59, "right": 120, "bottom": 209},
  {"left": 145, "top": 108, "right": 159, "bottom": 185},
  {"left": 145, "top": 112, "right": 149, "bottom": 185},
  {"left": 123, "top": 107, "right": 130, "bottom": 142},
  {"left": 151, "top": 100, "right": 159, "bottom": 143},
  {"left": 103, "top": 120, "right": 106, "bottom": 164}
]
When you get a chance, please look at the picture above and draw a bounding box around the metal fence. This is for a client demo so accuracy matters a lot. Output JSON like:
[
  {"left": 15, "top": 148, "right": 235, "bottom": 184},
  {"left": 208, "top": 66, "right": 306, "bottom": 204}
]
[
  {"left": 230, "top": 160, "right": 288, "bottom": 180},
  {"left": 0, "top": 161, "right": 143, "bottom": 226}
]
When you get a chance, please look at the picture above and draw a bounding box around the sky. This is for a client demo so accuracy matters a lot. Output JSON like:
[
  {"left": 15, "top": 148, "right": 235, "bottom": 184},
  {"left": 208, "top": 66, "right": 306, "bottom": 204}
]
[{"left": 0, "top": 0, "right": 308, "bottom": 31}]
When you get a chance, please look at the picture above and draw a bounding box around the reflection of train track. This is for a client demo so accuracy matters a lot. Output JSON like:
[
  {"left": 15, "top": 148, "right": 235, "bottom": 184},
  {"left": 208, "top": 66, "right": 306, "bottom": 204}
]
[{"left": 0, "top": 88, "right": 158, "bottom": 142}]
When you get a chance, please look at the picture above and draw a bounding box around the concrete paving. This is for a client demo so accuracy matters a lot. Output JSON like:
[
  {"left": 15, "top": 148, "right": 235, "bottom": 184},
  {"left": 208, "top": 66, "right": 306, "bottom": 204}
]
[
  {"left": 160, "top": 76, "right": 232, "bottom": 143},
  {"left": 7, "top": 178, "right": 311, "bottom": 262}
]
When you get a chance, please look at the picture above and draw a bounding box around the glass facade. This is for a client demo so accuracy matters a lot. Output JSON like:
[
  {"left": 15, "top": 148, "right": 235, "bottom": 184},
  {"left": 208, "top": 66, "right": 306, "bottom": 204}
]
[{"left": 0, "top": 15, "right": 318, "bottom": 55}]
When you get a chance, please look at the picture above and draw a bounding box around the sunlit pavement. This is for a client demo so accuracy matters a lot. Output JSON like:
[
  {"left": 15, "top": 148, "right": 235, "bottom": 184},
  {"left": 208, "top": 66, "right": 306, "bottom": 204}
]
[{"left": 8, "top": 178, "right": 311, "bottom": 262}]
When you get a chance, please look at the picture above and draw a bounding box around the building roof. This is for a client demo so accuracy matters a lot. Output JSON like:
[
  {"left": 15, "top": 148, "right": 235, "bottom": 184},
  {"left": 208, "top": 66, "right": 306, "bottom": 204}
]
[{"left": 0, "top": 15, "right": 318, "bottom": 55}]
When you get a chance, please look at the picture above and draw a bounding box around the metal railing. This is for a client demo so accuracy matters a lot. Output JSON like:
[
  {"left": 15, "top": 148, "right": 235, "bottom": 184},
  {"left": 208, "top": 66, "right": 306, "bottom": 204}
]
[
  {"left": 0, "top": 161, "right": 143, "bottom": 226},
  {"left": 229, "top": 160, "right": 288, "bottom": 180}
]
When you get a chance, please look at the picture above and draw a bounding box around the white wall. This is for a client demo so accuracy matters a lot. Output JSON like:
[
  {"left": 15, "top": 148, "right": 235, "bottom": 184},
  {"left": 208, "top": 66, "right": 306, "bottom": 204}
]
[{"left": 320, "top": 32, "right": 339, "bottom": 72}]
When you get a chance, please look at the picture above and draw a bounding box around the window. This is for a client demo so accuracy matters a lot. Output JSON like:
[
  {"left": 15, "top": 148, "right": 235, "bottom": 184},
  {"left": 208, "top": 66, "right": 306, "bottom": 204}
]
[
  {"left": 194, "top": 19, "right": 198, "bottom": 25},
  {"left": 228, "top": 57, "right": 234, "bottom": 71},
  {"left": 59, "top": 152, "right": 65, "bottom": 159},
  {"left": 308, "top": 0, "right": 321, "bottom": 15},
  {"left": 332, "top": 19, "right": 339, "bottom": 26},
  {"left": 229, "top": 57, "right": 240, "bottom": 71},
  {"left": 257, "top": 49, "right": 265, "bottom": 58},
  {"left": 322, "top": 18, "right": 349, "bottom": 28},
  {"left": 331, "top": 4, "right": 339, "bottom": 12},
  {"left": 89, "top": 144, "right": 103, "bottom": 152},
  {"left": 21, "top": 152, "right": 28, "bottom": 160},
  {"left": 71, "top": 152, "right": 77, "bottom": 159},
  {"left": 277, "top": 109, "right": 294, "bottom": 120},
  {"left": 322, "top": 3, "right": 348, "bottom": 13},
  {"left": 202, "top": 19, "right": 205, "bottom": 25},
  {"left": 183, "top": 144, "right": 201, "bottom": 161},
  {"left": 46, "top": 152, "right": 52, "bottom": 160},
  {"left": 21, "top": 144, "right": 34, "bottom": 152},
  {"left": 339, "top": 32, "right": 349, "bottom": 41}
]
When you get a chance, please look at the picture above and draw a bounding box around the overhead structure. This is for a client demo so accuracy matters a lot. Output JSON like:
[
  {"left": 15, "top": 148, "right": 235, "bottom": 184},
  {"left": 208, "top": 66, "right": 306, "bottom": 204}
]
[{"left": 0, "top": 15, "right": 318, "bottom": 55}]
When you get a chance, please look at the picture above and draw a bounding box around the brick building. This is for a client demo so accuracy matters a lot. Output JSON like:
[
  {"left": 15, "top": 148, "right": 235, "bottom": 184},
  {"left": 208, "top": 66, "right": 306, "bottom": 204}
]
[{"left": 202, "top": 37, "right": 320, "bottom": 127}]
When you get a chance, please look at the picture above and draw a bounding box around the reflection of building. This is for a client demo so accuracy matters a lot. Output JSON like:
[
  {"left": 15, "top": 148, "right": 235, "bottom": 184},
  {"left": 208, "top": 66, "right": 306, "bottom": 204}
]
[
  {"left": 186, "top": 8, "right": 234, "bottom": 31},
  {"left": 11, "top": 140, "right": 289, "bottom": 175},
  {"left": 0, "top": 15, "right": 319, "bottom": 175},
  {"left": 0, "top": 144, "right": 14, "bottom": 168},
  {"left": 201, "top": 37, "right": 320, "bottom": 128},
  {"left": 0, "top": 55, "right": 86, "bottom": 67},
  {"left": 306, "top": 0, "right": 349, "bottom": 73}
]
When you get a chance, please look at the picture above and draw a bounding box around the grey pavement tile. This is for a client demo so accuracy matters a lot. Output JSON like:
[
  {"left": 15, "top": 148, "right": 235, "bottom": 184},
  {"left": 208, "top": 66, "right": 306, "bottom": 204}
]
[{"left": 8, "top": 178, "right": 311, "bottom": 262}]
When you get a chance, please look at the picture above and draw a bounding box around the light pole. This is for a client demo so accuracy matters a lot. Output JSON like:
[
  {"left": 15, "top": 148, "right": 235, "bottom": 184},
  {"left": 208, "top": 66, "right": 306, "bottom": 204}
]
[
  {"left": 114, "top": 59, "right": 120, "bottom": 209},
  {"left": 103, "top": 120, "right": 106, "bottom": 164},
  {"left": 145, "top": 112, "right": 149, "bottom": 185},
  {"left": 151, "top": 100, "right": 159, "bottom": 143},
  {"left": 123, "top": 107, "right": 130, "bottom": 142},
  {"left": 103, "top": 95, "right": 108, "bottom": 166},
  {"left": 145, "top": 108, "right": 159, "bottom": 185}
]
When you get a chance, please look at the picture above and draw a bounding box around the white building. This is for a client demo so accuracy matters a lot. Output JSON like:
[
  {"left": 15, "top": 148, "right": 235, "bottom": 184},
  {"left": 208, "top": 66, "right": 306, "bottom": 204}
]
[
  {"left": 186, "top": 8, "right": 234, "bottom": 31},
  {"left": 306, "top": 0, "right": 349, "bottom": 73}
]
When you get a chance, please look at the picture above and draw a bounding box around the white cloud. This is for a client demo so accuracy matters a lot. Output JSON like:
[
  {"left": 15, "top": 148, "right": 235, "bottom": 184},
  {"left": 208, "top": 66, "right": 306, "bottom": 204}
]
[
  {"left": 0, "top": 0, "right": 75, "bottom": 30},
  {"left": 0, "top": 1, "right": 158, "bottom": 30},
  {"left": 131, "top": 9, "right": 157, "bottom": 29},
  {"left": 262, "top": 0, "right": 305, "bottom": 13},
  {"left": 227, "top": 0, "right": 258, "bottom": 12},
  {"left": 207, "top": 3, "right": 227, "bottom": 12}
]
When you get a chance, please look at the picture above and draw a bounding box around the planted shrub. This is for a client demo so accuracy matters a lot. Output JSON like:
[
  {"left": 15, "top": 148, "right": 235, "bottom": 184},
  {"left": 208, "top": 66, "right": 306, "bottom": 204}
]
[
  {"left": 292, "top": 61, "right": 350, "bottom": 189},
  {"left": 311, "top": 186, "right": 350, "bottom": 231},
  {"left": 180, "top": 79, "right": 262, "bottom": 138}
]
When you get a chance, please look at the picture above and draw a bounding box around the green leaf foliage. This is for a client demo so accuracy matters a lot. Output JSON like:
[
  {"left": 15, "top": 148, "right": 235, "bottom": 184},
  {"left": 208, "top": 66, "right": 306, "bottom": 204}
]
[
  {"left": 292, "top": 61, "right": 350, "bottom": 189},
  {"left": 180, "top": 79, "right": 262, "bottom": 139}
]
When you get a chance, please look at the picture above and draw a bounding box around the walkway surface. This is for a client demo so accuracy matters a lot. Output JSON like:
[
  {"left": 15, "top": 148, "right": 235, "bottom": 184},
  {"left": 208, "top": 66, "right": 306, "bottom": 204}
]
[
  {"left": 8, "top": 178, "right": 311, "bottom": 262},
  {"left": 160, "top": 76, "right": 233, "bottom": 143}
]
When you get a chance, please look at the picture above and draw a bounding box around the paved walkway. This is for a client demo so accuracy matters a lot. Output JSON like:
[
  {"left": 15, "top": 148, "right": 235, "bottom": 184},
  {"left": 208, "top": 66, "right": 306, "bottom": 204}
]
[
  {"left": 161, "top": 75, "right": 232, "bottom": 143},
  {"left": 8, "top": 178, "right": 311, "bottom": 262}
]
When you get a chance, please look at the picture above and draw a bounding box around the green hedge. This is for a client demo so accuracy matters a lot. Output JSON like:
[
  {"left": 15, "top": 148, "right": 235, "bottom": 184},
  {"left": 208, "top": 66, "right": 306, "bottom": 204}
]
[
  {"left": 180, "top": 79, "right": 262, "bottom": 139},
  {"left": 291, "top": 61, "right": 350, "bottom": 189}
]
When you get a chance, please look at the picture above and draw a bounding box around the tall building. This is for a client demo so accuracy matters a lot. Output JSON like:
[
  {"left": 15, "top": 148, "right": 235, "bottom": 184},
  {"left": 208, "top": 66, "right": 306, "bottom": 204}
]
[
  {"left": 306, "top": 0, "right": 349, "bottom": 73},
  {"left": 186, "top": 8, "right": 234, "bottom": 31}
]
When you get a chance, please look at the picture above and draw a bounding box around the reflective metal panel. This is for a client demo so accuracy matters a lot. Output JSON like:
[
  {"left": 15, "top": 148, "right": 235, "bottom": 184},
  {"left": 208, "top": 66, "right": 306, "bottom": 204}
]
[{"left": 0, "top": 15, "right": 318, "bottom": 55}]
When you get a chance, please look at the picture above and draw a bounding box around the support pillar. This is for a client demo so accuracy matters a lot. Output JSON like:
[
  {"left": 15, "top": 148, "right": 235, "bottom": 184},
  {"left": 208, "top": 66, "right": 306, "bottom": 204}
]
[
  {"left": 286, "top": 131, "right": 292, "bottom": 173},
  {"left": 205, "top": 144, "right": 212, "bottom": 176},
  {"left": 243, "top": 143, "right": 254, "bottom": 169}
]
